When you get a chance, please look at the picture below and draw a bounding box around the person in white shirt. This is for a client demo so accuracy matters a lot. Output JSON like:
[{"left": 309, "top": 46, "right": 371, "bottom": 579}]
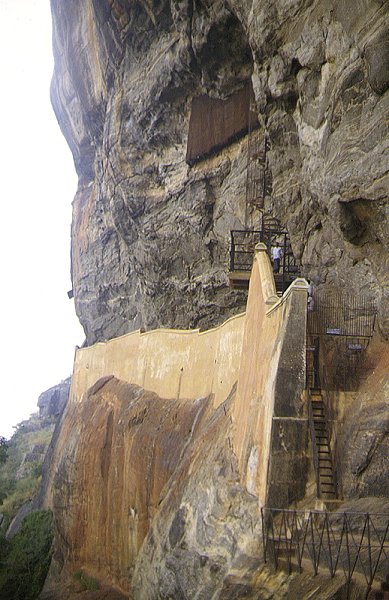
[
  {"left": 307, "top": 279, "right": 314, "bottom": 311},
  {"left": 271, "top": 242, "right": 282, "bottom": 273}
]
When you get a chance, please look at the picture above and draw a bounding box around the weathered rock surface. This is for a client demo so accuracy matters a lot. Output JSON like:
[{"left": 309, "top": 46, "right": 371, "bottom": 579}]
[
  {"left": 46, "top": 1, "right": 389, "bottom": 598},
  {"left": 41, "top": 376, "right": 264, "bottom": 598},
  {"left": 41, "top": 375, "right": 386, "bottom": 600},
  {"left": 50, "top": 0, "right": 389, "bottom": 345},
  {"left": 338, "top": 338, "right": 389, "bottom": 497},
  {"left": 38, "top": 378, "right": 71, "bottom": 419}
]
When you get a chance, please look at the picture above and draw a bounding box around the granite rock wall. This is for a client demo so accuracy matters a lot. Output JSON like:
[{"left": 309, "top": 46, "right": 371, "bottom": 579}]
[
  {"left": 41, "top": 377, "right": 265, "bottom": 598},
  {"left": 50, "top": 0, "right": 389, "bottom": 345},
  {"left": 45, "top": 1, "right": 389, "bottom": 597},
  {"left": 336, "top": 338, "right": 389, "bottom": 498},
  {"left": 38, "top": 378, "right": 71, "bottom": 419}
]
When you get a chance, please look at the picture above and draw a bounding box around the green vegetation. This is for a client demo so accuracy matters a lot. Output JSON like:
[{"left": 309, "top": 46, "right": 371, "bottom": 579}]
[
  {"left": 0, "top": 510, "right": 53, "bottom": 600},
  {"left": 0, "top": 438, "right": 8, "bottom": 465},
  {"left": 73, "top": 570, "right": 101, "bottom": 591},
  {"left": 0, "top": 414, "right": 57, "bottom": 598},
  {"left": 0, "top": 476, "right": 40, "bottom": 524},
  {"left": 0, "top": 414, "right": 55, "bottom": 532}
]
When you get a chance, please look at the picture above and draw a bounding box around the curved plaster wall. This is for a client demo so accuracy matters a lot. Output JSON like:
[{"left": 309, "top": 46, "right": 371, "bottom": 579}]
[
  {"left": 41, "top": 245, "right": 310, "bottom": 595},
  {"left": 233, "top": 244, "right": 309, "bottom": 506},
  {"left": 68, "top": 244, "right": 309, "bottom": 507},
  {"left": 71, "top": 311, "right": 246, "bottom": 410}
]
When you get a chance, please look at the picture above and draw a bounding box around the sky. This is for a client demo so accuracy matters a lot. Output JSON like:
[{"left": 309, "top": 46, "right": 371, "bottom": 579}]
[{"left": 0, "top": 0, "right": 85, "bottom": 438}]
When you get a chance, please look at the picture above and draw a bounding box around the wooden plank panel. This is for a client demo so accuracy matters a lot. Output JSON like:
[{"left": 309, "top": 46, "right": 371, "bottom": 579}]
[{"left": 186, "top": 81, "right": 258, "bottom": 164}]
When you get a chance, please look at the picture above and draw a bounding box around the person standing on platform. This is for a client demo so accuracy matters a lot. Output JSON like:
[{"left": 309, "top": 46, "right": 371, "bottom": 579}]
[
  {"left": 307, "top": 279, "right": 314, "bottom": 311},
  {"left": 271, "top": 241, "right": 282, "bottom": 273}
]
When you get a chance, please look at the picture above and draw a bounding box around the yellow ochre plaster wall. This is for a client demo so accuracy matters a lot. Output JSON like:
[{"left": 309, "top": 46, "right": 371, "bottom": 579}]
[
  {"left": 232, "top": 244, "right": 309, "bottom": 505},
  {"left": 69, "top": 244, "right": 309, "bottom": 505},
  {"left": 71, "top": 309, "right": 246, "bottom": 409}
]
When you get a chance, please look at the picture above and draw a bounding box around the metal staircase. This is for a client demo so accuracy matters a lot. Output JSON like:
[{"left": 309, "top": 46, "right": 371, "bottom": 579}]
[
  {"left": 229, "top": 90, "right": 301, "bottom": 291},
  {"left": 306, "top": 294, "right": 377, "bottom": 503},
  {"left": 309, "top": 390, "right": 337, "bottom": 500},
  {"left": 244, "top": 130, "right": 268, "bottom": 225}
]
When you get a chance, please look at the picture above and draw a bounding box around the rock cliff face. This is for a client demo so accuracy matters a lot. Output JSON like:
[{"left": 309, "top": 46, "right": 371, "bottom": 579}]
[
  {"left": 50, "top": 0, "right": 389, "bottom": 345},
  {"left": 41, "top": 364, "right": 389, "bottom": 599},
  {"left": 38, "top": 378, "right": 71, "bottom": 419},
  {"left": 46, "top": 1, "right": 389, "bottom": 598},
  {"left": 339, "top": 338, "right": 389, "bottom": 497},
  {"left": 41, "top": 377, "right": 267, "bottom": 598},
  {"left": 46, "top": 377, "right": 215, "bottom": 594}
]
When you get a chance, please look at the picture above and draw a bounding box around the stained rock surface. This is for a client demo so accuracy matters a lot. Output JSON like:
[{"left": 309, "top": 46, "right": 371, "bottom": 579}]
[
  {"left": 45, "top": 377, "right": 211, "bottom": 592},
  {"left": 41, "top": 376, "right": 264, "bottom": 598},
  {"left": 339, "top": 338, "right": 389, "bottom": 497},
  {"left": 38, "top": 378, "right": 71, "bottom": 419},
  {"left": 45, "top": 1, "right": 389, "bottom": 598},
  {"left": 50, "top": 0, "right": 389, "bottom": 345},
  {"left": 41, "top": 376, "right": 386, "bottom": 600}
]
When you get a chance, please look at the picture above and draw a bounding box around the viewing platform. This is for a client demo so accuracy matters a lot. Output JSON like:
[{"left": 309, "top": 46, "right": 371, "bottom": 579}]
[{"left": 228, "top": 223, "right": 300, "bottom": 294}]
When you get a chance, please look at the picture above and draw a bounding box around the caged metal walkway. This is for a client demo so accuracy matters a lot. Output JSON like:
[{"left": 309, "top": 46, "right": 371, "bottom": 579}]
[
  {"left": 305, "top": 293, "right": 378, "bottom": 503},
  {"left": 306, "top": 292, "right": 377, "bottom": 391},
  {"left": 261, "top": 508, "right": 389, "bottom": 598},
  {"left": 307, "top": 292, "right": 377, "bottom": 338},
  {"left": 229, "top": 117, "right": 300, "bottom": 293},
  {"left": 229, "top": 217, "right": 300, "bottom": 293}
]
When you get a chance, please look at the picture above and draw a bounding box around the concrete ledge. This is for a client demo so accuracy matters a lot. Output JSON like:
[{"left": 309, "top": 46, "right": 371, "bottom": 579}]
[
  {"left": 254, "top": 243, "right": 278, "bottom": 303},
  {"left": 266, "top": 277, "right": 310, "bottom": 316}
]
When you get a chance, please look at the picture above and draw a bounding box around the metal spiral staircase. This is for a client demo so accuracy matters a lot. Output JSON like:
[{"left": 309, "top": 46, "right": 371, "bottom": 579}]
[{"left": 229, "top": 95, "right": 300, "bottom": 293}]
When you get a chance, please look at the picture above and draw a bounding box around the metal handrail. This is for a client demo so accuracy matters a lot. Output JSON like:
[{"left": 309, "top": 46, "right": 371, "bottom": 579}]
[
  {"left": 261, "top": 508, "right": 389, "bottom": 598},
  {"left": 307, "top": 292, "right": 377, "bottom": 338},
  {"left": 229, "top": 228, "right": 300, "bottom": 296}
]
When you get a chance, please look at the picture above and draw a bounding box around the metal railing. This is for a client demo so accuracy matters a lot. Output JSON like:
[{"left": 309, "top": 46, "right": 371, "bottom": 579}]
[
  {"left": 306, "top": 335, "right": 321, "bottom": 390},
  {"left": 306, "top": 293, "right": 377, "bottom": 392},
  {"left": 307, "top": 293, "right": 377, "bottom": 338},
  {"left": 307, "top": 391, "right": 338, "bottom": 499},
  {"left": 261, "top": 508, "right": 389, "bottom": 597},
  {"left": 229, "top": 230, "right": 261, "bottom": 272},
  {"left": 229, "top": 223, "right": 300, "bottom": 292}
]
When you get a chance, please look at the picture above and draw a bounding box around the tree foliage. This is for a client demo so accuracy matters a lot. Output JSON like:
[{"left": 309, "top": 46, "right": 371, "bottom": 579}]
[
  {"left": 0, "top": 437, "right": 8, "bottom": 465},
  {"left": 0, "top": 510, "right": 53, "bottom": 600}
]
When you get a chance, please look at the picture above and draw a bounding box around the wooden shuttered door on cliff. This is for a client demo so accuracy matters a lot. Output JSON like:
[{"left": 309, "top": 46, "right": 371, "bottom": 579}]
[{"left": 186, "top": 81, "right": 258, "bottom": 165}]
